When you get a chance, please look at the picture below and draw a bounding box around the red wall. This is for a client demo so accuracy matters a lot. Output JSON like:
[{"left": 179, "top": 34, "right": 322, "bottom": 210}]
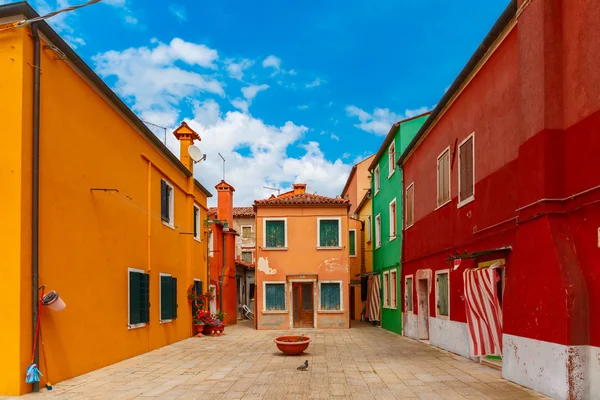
[{"left": 402, "top": 0, "right": 600, "bottom": 348}]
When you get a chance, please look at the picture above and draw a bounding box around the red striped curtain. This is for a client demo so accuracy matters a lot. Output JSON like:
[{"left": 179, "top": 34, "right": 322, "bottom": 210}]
[
  {"left": 366, "top": 275, "right": 381, "bottom": 322},
  {"left": 463, "top": 268, "right": 503, "bottom": 357}
]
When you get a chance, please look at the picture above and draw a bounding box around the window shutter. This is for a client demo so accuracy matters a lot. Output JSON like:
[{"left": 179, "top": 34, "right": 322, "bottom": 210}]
[
  {"left": 437, "top": 273, "right": 449, "bottom": 316},
  {"left": 194, "top": 280, "right": 203, "bottom": 297},
  {"left": 460, "top": 137, "right": 474, "bottom": 202},
  {"left": 265, "top": 283, "right": 285, "bottom": 311},
  {"left": 140, "top": 273, "right": 150, "bottom": 323},
  {"left": 265, "top": 221, "right": 285, "bottom": 248},
  {"left": 161, "top": 180, "right": 168, "bottom": 222},
  {"left": 160, "top": 275, "right": 173, "bottom": 320},
  {"left": 193, "top": 207, "right": 198, "bottom": 237},
  {"left": 349, "top": 230, "right": 356, "bottom": 256},
  {"left": 320, "top": 283, "right": 341, "bottom": 311},
  {"left": 172, "top": 277, "right": 178, "bottom": 319},
  {"left": 319, "top": 220, "right": 339, "bottom": 247},
  {"left": 129, "top": 271, "right": 141, "bottom": 325}
]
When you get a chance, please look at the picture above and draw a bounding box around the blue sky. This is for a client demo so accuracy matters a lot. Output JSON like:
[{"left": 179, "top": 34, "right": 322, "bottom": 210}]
[{"left": 5, "top": 0, "right": 509, "bottom": 205}]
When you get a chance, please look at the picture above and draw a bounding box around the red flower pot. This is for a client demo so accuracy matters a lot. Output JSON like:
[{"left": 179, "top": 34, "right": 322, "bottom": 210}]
[
  {"left": 202, "top": 324, "right": 214, "bottom": 335},
  {"left": 194, "top": 324, "right": 205, "bottom": 335},
  {"left": 274, "top": 336, "right": 311, "bottom": 355}
]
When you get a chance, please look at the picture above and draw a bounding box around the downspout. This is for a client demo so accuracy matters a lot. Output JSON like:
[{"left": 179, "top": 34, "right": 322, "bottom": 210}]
[{"left": 31, "top": 22, "right": 41, "bottom": 393}]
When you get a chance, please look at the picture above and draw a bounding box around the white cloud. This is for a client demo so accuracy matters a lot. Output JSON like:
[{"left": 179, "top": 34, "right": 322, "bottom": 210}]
[
  {"left": 306, "top": 78, "right": 322, "bottom": 88},
  {"left": 168, "top": 4, "right": 187, "bottom": 22},
  {"left": 262, "top": 55, "right": 281, "bottom": 71},
  {"left": 330, "top": 133, "right": 340, "bottom": 141},
  {"left": 297, "top": 105, "right": 309, "bottom": 110},
  {"left": 346, "top": 105, "right": 431, "bottom": 135},
  {"left": 225, "top": 58, "right": 254, "bottom": 80},
  {"left": 241, "top": 84, "right": 269, "bottom": 101},
  {"left": 124, "top": 15, "right": 138, "bottom": 25}
]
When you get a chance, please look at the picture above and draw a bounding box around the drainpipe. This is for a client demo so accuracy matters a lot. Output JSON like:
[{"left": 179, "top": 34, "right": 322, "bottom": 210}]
[{"left": 31, "top": 22, "right": 41, "bottom": 393}]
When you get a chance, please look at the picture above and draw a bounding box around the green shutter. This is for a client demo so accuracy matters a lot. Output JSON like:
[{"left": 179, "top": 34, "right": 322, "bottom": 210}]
[
  {"left": 349, "top": 230, "right": 356, "bottom": 256},
  {"left": 320, "top": 283, "right": 341, "bottom": 310},
  {"left": 437, "top": 273, "right": 449, "bottom": 316},
  {"left": 319, "top": 220, "right": 339, "bottom": 247},
  {"left": 265, "top": 283, "right": 285, "bottom": 310},
  {"left": 172, "top": 277, "right": 178, "bottom": 319},
  {"left": 129, "top": 271, "right": 141, "bottom": 325},
  {"left": 265, "top": 220, "right": 285, "bottom": 248},
  {"left": 161, "top": 180, "right": 169, "bottom": 222},
  {"left": 161, "top": 275, "right": 173, "bottom": 320},
  {"left": 193, "top": 207, "right": 198, "bottom": 237}
]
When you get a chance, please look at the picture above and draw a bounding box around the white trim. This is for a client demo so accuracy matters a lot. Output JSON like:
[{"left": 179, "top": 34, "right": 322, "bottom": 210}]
[
  {"left": 161, "top": 179, "right": 175, "bottom": 229},
  {"left": 435, "top": 269, "right": 450, "bottom": 319},
  {"left": 388, "top": 140, "right": 396, "bottom": 178},
  {"left": 240, "top": 224, "right": 253, "bottom": 240},
  {"left": 316, "top": 217, "right": 342, "bottom": 248},
  {"left": 436, "top": 146, "right": 451, "bottom": 208},
  {"left": 366, "top": 215, "right": 372, "bottom": 243},
  {"left": 193, "top": 204, "right": 201, "bottom": 242},
  {"left": 405, "top": 183, "right": 414, "bottom": 229},
  {"left": 389, "top": 198, "right": 397, "bottom": 241},
  {"left": 349, "top": 229, "right": 357, "bottom": 257},
  {"left": 405, "top": 274, "right": 414, "bottom": 313},
  {"left": 262, "top": 217, "right": 288, "bottom": 250},
  {"left": 318, "top": 280, "right": 344, "bottom": 313},
  {"left": 127, "top": 268, "right": 147, "bottom": 330},
  {"left": 457, "top": 132, "right": 475, "bottom": 209},
  {"left": 373, "top": 165, "right": 380, "bottom": 195},
  {"left": 375, "top": 213, "right": 382, "bottom": 249},
  {"left": 288, "top": 279, "right": 317, "bottom": 329},
  {"left": 389, "top": 269, "right": 398, "bottom": 309},
  {"left": 263, "top": 281, "right": 287, "bottom": 313},
  {"left": 159, "top": 272, "right": 173, "bottom": 323},
  {"left": 382, "top": 271, "right": 390, "bottom": 308}
]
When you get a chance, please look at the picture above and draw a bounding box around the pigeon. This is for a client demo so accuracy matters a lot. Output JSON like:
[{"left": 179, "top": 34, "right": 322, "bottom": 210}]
[{"left": 297, "top": 360, "right": 308, "bottom": 371}]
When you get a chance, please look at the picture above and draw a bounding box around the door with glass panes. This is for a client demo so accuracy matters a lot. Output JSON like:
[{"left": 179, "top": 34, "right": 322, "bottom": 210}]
[{"left": 292, "top": 282, "right": 314, "bottom": 328}]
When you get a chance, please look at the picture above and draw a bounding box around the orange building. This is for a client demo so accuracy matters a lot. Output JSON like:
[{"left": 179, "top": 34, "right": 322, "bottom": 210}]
[
  {"left": 254, "top": 184, "right": 351, "bottom": 329},
  {"left": 0, "top": 3, "right": 211, "bottom": 395}
]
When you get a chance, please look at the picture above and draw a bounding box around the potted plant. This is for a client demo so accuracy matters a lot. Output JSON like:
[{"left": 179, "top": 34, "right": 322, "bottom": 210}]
[
  {"left": 194, "top": 310, "right": 213, "bottom": 335},
  {"left": 274, "top": 334, "right": 311, "bottom": 355}
]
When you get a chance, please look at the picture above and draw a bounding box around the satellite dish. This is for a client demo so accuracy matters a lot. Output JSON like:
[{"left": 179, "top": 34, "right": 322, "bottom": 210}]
[{"left": 188, "top": 145, "right": 204, "bottom": 163}]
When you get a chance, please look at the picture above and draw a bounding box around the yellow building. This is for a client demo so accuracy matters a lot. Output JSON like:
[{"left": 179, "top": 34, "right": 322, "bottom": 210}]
[{"left": 0, "top": 3, "right": 212, "bottom": 395}]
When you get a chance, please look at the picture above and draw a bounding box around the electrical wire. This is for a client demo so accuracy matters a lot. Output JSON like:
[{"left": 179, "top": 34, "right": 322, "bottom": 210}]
[{"left": 16, "top": 0, "right": 102, "bottom": 28}]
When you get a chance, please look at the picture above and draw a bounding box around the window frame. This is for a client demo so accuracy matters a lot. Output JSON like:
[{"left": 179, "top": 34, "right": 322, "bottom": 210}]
[
  {"left": 193, "top": 204, "right": 201, "bottom": 242},
  {"left": 318, "top": 280, "right": 343, "bottom": 313},
  {"left": 241, "top": 225, "right": 253, "bottom": 240},
  {"left": 405, "top": 183, "right": 414, "bottom": 229},
  {"left": 159, "top": 272, "right": 175, "bottom": 323},
  {"left": 366, "top": 215, "right": 372, "bottom": 243},
  {"left": 382, "top": 271, "right": 390, "bottom": 308},
  {"left": 389, "top": 198, "right": 397, "bottom": 241},
  {"left": 263, "top": 281, "right": 287, "bottom": 313},
  {"left": 389, "top": 269, "right": 397, "bottom": 309},
  {"left": 457, "top": 132, "right": 475, "bottom": 209},
  {"left": 388, "top": 141, "right": 396, "bottom": 178},
  {"left": 373, "top": 166, "right": 380, "bottom": 195},
  {"left": 128, "top": 267, "right": 147, "bottom": 330},
  {"left": 349, "top": 229, "right": 357, "bottom": 257},
  {"left": 241, "top": 250, "right": 253, "bottom": 264},
  {"left": 436, "top": 146, "right": 451, "bottom": 209},
  {"left": 263, "top": 217, "right": 288, "bottom": 250},
  {"left": 161, "top": 179, "right": 175, "bottom": 229},
  {"left": 405, "top": 275, "right": 414, "bottom": 313},
  {"left": 316, "top": 217, "right": 342, "bottom": 249},
  {"left": 435, "top": 269, "right": 450, "bottom": 319},
  {"left": 375, "top": 214, "right": 382, "bottom": 249}
]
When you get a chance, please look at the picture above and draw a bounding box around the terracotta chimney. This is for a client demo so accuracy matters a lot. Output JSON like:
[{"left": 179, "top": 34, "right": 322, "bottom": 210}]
[
  {"left": 173, "top": 121, "right": 201, "bottom": 172},
  {"left": 293, "top": 184, "right": 307, "bottom": 194},
  {"left": 215, "top": 180, "right": 235, "bottom": 227}
]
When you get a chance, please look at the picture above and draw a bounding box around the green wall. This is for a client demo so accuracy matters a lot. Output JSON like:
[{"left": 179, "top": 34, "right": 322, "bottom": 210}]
[{"left": 371, "top": 114, "right": 428, "bottom": 335}]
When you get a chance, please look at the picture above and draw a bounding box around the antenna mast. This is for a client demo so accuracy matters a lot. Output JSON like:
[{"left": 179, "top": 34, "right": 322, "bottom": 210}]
[
  {"left": 263, "top": 186, "right": 281, "bottom": 196},
  {"left": 218, "top": 153, "right": 226, "bottom": 181}
]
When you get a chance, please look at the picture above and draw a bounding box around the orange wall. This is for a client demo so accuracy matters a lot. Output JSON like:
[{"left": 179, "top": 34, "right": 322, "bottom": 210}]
[
  {"left": 0, "top": 28, "right": 209, "bottom": 395},
  {"left": 208, "top": 225, "right": 237, "bottom": 325},
  {"left": 255, "top": 206, "right": 350, "bottom": 330}
]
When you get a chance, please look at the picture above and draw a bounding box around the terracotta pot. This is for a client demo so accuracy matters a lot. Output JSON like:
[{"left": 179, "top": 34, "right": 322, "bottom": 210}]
[
  {"left": 202, "top": 324, "right": 214, "bottom": 335},
  {"left": 274, "top": 336, "right": 311, "bottom": 355},
  {"left": 194, "top": 324, "right": 204, "bottom": 334}
]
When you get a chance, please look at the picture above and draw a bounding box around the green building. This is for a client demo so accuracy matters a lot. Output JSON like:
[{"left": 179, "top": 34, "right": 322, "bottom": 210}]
[{"left": 369, "top": 113, "right": 429, "bottom": 335}]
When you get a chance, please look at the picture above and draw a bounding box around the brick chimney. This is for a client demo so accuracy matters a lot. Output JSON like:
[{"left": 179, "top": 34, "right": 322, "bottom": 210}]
[
  {"left": 173, "top": 121, "right": 201, "bottom": 172},
  {"left": 215, "top": 180, "right": 235, "bottom": 227},
  {"left": 293, "top": 184, "right": 307, "bottom": 194}
]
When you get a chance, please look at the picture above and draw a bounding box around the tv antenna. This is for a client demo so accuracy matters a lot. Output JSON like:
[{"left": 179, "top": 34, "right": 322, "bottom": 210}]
[
  {"left": 263, "top": 186, "right": 281, "bottom": 196},
  {"left": 218, "top": 153, "right": 226, "bottom": 180},
  {"left": 143, "top": 120, "right": 167, "bottom": 145}
]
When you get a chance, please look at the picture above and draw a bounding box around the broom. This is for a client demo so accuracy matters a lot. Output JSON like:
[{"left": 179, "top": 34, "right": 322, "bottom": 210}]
[
  {"left": 25, "top": 287, "right": 44, "bottom": 384},
  {"left": 40, "top": 326, "right": 52, "bottom": 390}
]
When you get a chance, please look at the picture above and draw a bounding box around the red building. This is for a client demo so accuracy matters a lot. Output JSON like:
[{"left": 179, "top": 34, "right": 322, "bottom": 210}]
[{"left": 398, "top": 1, "right": 600, "bottom": 399}]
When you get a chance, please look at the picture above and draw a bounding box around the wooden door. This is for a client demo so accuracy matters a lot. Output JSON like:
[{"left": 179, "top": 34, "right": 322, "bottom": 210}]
[{"left": 293, "top": 282, "right": 314, "bottom": 328}]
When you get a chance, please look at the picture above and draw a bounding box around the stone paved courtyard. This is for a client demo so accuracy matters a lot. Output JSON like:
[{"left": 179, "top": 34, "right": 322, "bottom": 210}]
[{"left": 10, "top": 321, "right": 548, "bottom": 400}]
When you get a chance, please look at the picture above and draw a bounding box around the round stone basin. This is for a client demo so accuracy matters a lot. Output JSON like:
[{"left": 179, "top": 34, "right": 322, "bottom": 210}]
[{"left": 274, "top": 336, "right": 311, "bottom": 355}]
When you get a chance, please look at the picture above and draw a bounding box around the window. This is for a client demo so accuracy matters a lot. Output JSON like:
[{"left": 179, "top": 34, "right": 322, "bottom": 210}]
[
  {"left": 366, "top": 215, "right": 372, "bottom": 243},
  {"left": 128, "top": 269, "right": 150, "bottom": 329},
  {"left": 317, "top": 218, "right": 341, "bottom": 248},
  {"left": 383, "top": 271, "right": 389, "bottom": 307},
  {"left": 208, "top": 230, "right": 214, "bottom": 254},
  {"left": 159, "top": 273, "right": 178, "bottom": 322},
  {"left": 437, "top": 147, "right": 451, "bottom": 207},
  {"left": 319, "top": 281, "right": 342, "bottom": 311},
  {"left": 436, "top": 271, "right": 450, "bottom": 318},
  {"left": 349, "top": 229, "right": 357, "bottom": 257},
  {"left": 249, "top": 283, "right": 255, "bottom": 300},
  {"left": 264, "top": 218, "right": 287, "bottom": 249},
  {"left": 458, "top": 133, "right": 475, "bottom": 207},
  {"left": 193, "top": 204, "right": 200, "bottom": 241},
  {"left": 388, "top": 141, "right": 396, "bottom": 178},
  {"left": 405, "top": 183, "right": 414, "bottom": 228},
  {"left": 405, "top": 276, "right": 414, "bottom": 312},
  {"left": 389, "top": 198, "right": 397, "bottom": 240},
  {"left": 161, "top": 179, "right": 174, "bottom": 228},
  {"left": 375, "top": 214, "right": 382, "bottom": 248},
  {"left": 194, "top": 279, "right": 203, "bottom": 298},
  {"left": 241, "top": 225, "right": 252, "bottom": 239},
  {"left": 374, "top": 166, "right": 380, "bottom": 194},
  {"left": 264, "top": 282, "right": 286, "bottom": 311},
  {"left": 241, "top": 251, "right": 253, "bottom": 264},
  {"left": 389, "top": 270, "right": 397, "bottom": 308}
]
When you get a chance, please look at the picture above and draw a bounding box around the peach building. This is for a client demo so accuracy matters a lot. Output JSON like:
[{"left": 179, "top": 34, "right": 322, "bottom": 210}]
[{"left": 253, "top": 184, "right": 351, "bottom": 329}]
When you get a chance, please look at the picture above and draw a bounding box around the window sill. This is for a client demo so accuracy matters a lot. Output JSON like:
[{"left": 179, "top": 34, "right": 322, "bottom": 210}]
[
  {"left": 405, "top": 223, "right": 414, "bottom": 231},
  {"left": 375, "top": 243, "right": 382, "bottom": 249},
  {"left": 383, "top": 306, "right": 398, "bottom": 310},
  {"left": 318, "top": 310, "right": 344, "bottom": 314},
  {"left": 160, "top": 319, "right": 173, "bottom": 324},
  {"left": 350, "top": 255, "right": 357, "bottom": 258},
  {"left": 162, "top": 220, "right": 175, "bottom": 230},
  {"left": 435, "top": 315, "right": 450, "bottom": 320},
  {"left": 316, "top": 246, "right": 343, "bottom": 250},
  {"left": 128, "top": 323, "right": 146, "bottom": 330},
  {"left": 194, "top": 237, "right": 201, "bottom": 243},
  {"left": 388, "top": 170, "right": 395, "bottom": 179},
  {"left": 262, "top": 310, "right": 288, "bottom": 314},
  {"left": 435, "top": 199, "right": 452, "bottom": 210},
  {"left": 457, "top": 196, "right": 474, "bottom": 209},
  {"left": 262, "top": 247, "right": 288, "bottom": 251},
  {"left": 389, "top": 235, "right": 397, "bottom": 242}
]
